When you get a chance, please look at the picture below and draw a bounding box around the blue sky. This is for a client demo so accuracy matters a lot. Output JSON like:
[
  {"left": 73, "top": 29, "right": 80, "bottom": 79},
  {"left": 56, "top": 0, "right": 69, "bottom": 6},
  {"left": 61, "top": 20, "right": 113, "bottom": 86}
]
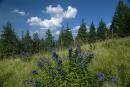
[{"left": 0, "top": 0, "right": 130, "bottom": 38}]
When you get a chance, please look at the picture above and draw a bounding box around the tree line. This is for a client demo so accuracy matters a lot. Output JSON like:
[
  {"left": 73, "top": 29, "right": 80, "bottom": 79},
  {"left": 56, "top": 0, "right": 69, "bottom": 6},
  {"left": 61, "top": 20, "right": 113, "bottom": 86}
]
[{"left": 0, "top": 0, "right": 130, "bottom": 59}]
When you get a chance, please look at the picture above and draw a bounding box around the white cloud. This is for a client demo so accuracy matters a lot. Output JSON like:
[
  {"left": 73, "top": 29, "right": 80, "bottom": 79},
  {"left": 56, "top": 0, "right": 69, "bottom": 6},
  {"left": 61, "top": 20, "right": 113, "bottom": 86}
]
[
  {"left": 46, "top": 5, "right": 63, "bottom": 17},
  {"left": 72, "top": 25, "right": 80, "bottom": 31},
  {"left": 27, "top": 16, "right": 63, "bottom": 29},
  {"left": 54, "top": 30, "right": 60, "bottom": 35},
  {"left": 27, "top": 5, "right": 77, "bottom": 30},
  {"left": 64, "top": 6, "right": 77, "bottom": 18},
  {"left": 107, "top": 23, "right": 111, "bottom": 28},
  {"left": 13, "top": 9, "right": 27, "bottom": 16}
]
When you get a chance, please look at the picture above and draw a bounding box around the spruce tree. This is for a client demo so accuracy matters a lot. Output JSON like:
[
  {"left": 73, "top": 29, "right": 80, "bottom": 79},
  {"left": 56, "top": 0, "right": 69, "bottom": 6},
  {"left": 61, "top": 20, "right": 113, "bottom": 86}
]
[
  {"left": 58, "top": 26, "right": 65, "bottom": 47},
  {"left": 32, "top": 33, "right": 40, "bottom": 53},
  {"left": 22, "top": 30, "right": 33, "bottom": 54},
  {"left": 110, "top": 0, "right": 130, "bottom": 37},
  {"left": 88, "top": 22, "right": 96, "bottom": 43},
  {"left": 76, "top": 19, "right": 88, "bottom": 44},
  {"left": 97, "top": 19, "right": 107, "bottom": 40},
  {"left": 63, "top": 25, "right": 74, "bottom": 47},
  {"left": 0, "top": 22, "right": 19, "bottom": 58},
  {"left": 45, "top": 29, "right": 54, "bottom": 51},
  {"left": 40, "top": 38, "right": 45, "bottom": 51}
]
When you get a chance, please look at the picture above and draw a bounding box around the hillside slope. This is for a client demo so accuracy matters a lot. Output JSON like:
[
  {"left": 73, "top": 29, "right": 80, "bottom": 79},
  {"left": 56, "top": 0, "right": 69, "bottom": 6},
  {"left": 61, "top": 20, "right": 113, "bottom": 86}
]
[{"left": 0, "top": 37, "right": 130, "bottom": 87}]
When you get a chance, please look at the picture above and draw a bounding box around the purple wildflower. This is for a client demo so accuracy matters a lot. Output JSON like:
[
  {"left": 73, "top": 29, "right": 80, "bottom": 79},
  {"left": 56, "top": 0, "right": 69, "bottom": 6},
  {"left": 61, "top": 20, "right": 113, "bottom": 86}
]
[
  {"left": 87, "top": 50, "right": 94, "bottom": 63},
  {"left": 52, "top": 51, "right": 58, "bottom": 60},
  {"left": 68, "top": 48, "right": 73, "bottom": 60},
  {"left": 22, "top": 80, "right": 33, "bottom": 84},
  {"left": 37, "top": 61, "right": 44, "bottom": 68},
  {"left": 96, "top": 72, "right": 105, "bottom": 81},
  {"left": 34, "top": 80, "right": 37, "bottom": 87},
  {"left": 110, "top": 76, "right": 117, "bottom": 81},
  {"left": 32, "top": 70, "right": 38, "bottom": 75},
  {"left": 56, "top": 59, "right": 62, "bottom": 65},
  {"left": 37, "top": 58, "right": 50, "bottom": 68},
  {"left": 75, "top": 44, "right": 81, "bottom": 56},
  {"left": 88, "top": 51, "right": 94, "bottom": 59}
]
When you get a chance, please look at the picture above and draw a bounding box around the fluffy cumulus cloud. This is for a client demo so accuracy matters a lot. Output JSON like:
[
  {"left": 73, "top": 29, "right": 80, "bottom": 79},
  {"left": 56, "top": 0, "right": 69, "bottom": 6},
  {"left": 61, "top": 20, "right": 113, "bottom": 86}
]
[
  {"left": 27, "top": 5, "right": 77, "bottom": 30},
  {"left": 27, "top": 16, "right": 62, "bottom": 29},
  {"left": 64, "top": 6, "right": 77, "bottom": 18},
  {"left": 13, "top": 9, "right": 27, "bottom": 16},
  {"left": 46, "top": 5, "right": 64, "bottom": 16}
]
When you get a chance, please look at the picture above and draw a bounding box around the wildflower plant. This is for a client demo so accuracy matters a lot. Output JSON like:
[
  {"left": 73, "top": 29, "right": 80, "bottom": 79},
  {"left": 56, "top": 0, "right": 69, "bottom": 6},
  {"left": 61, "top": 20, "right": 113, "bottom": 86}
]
[{"left": 22, "top": 44, "right": 118, "bottom": 87}]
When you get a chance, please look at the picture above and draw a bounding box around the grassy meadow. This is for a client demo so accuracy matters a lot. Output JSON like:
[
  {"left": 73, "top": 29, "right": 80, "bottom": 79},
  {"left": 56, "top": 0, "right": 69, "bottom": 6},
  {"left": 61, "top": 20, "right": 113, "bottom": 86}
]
[{"left": 0, "top": 37, "right": 130, "bottom": 87}]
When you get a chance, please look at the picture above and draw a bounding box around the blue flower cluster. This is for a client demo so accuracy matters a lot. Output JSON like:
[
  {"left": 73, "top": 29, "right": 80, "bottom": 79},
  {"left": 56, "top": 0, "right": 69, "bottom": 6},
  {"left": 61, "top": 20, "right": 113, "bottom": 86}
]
[
  {"left": 22, "top": 80, "right": 33, "bottom": 84},
  {"left": 96, "top": 72, "right": 117, "bottom": 82},
  {"left": 96, "top": 72, "right": 105, "bottom": 81},
  {"left": 52, "top": 51, "right": 62, "bottom": 65},
  {"left": 87, "top": 50, "right": 94, "bottom": 63},
  {"left": 52, "top": 50, "right": 65, "bottom": 80},
  {"left": 68, "top": 48, "right": 72, "bottom": 60},
  {"left": 34, "top": 80, "right": 37, "bottom": 87},
  {"left": 75, "top": 44, "right": 81, "bottom": 57},
  {"left": 37, "top": 58, "right": 50, "bottom": 69},
  {"left": 110, "top": 76, "right": 117, "bottom": 81},
  {"left": 32, "top": 70, "right": 38, "bottom": 75}
]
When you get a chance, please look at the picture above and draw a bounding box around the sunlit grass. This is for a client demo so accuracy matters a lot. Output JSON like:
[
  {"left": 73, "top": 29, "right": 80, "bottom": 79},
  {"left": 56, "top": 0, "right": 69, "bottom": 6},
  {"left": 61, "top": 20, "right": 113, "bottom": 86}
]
[{"left": 0, "top": 37, "right": 130, "bottom": 87}]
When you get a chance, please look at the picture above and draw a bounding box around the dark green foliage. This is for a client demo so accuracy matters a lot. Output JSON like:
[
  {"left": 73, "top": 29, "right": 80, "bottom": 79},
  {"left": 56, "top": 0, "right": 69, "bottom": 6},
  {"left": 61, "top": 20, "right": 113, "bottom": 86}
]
[
  {"left": 97, "top": 19, "right": 107, "bottom": 40},
  {"left": 58, "top": 25, "right": 74, "bottom": 48},
  {"left": 0, "top": 22, "right": 19, "bottom": 58},
  {"left": 44, "top": 29, "right": 54, "bottom": 51},
  {"left": 22, "top": 30, "right": 33, "bottom": 54},
  {"left": 88, "top": 22, "right": 96, "bottom": 43},
  {"left": 76, "top": 19, "right": 88, "bottom": 44},
  {"left": 58, "top": 26, "right": 65, "bottom": 47},
  {"left": 110, "top": 0, "right": 130, "bottom": 37},
  {"left": 32, "top": 33, "right": 40, "bottom": 53},
  {"left": 39, "top": 38, "right": 45, "bottom": 51},
  {"left": 63, "top": 25, "right": 74, "bottom": 47}
]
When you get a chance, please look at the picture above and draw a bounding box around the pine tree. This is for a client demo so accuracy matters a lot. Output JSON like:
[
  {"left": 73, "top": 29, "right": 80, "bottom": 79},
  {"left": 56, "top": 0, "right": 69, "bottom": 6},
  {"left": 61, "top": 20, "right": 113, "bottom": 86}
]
[
  {"left": 0, "top": 22, "right": 19, "bottom": 58},
  {"left": 63, "top": 25, "right": 74, "bottom": 47},
  {"left": 58, "top": 25, "right": 74, "bottom": 48},
  {"left": 45, "top": 29, "right": 54, "bottom": 51},
  {"left": 125, "top": 7, "right": 130, "bottom": 36},
  {"left": 88, "top": 22, "right": 96, "bottom": 43},
  {"left": 40, "top": 38, "right": 45, "bottom": 51},
  {"left": 58, "top": 26, "right": 65, "bottom": 47},
  {"left": 22, "top": 30, "right": 33, "bottom": 54},
  {"left": 32, "top": 33, "right": 40, "bottom": 53},
  {"left": 110, "top": 0, "right": 130, "bottom": 37},
  {"left": 97, "top": 19, "right": 107, "bottom": 40},
  {"left": 76, "top": 19, "right": 88, "bottom": 44}
]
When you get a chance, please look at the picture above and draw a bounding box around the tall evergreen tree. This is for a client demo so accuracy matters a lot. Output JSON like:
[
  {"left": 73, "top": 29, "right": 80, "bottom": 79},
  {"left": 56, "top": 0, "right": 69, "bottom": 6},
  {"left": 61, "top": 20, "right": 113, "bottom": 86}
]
[
  {"left": 63, "top": 25, "right": 74, "bottom": 47},
  {"left": 58, "top": 26, "right": 65, "bottom": 47},
  {"left": 110, "top": 0, "right": 130, "bottom": 37},
  {"left": 22, "top": 30, "right": 33, "bottom": 54},
  {"left": 45, "top": 29, "right": 54, "bottom": 50},
  {"left": 76, "top": 19, "right": 88, "bottom": 44},
  {"left": 32, "top": 33, "right": 40, "bottom": 53},
  {"left": 88, "top": 22, "right": 96, "bottom": 43},
  {"left": 0, "top": 22, "right": 19, "bottom": 58},
  {"left": 40, "top": 38, "right": 45, "bottom": 51},
  {"left": 97, "top": 19, "right": 107, "bottom": 40}
]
